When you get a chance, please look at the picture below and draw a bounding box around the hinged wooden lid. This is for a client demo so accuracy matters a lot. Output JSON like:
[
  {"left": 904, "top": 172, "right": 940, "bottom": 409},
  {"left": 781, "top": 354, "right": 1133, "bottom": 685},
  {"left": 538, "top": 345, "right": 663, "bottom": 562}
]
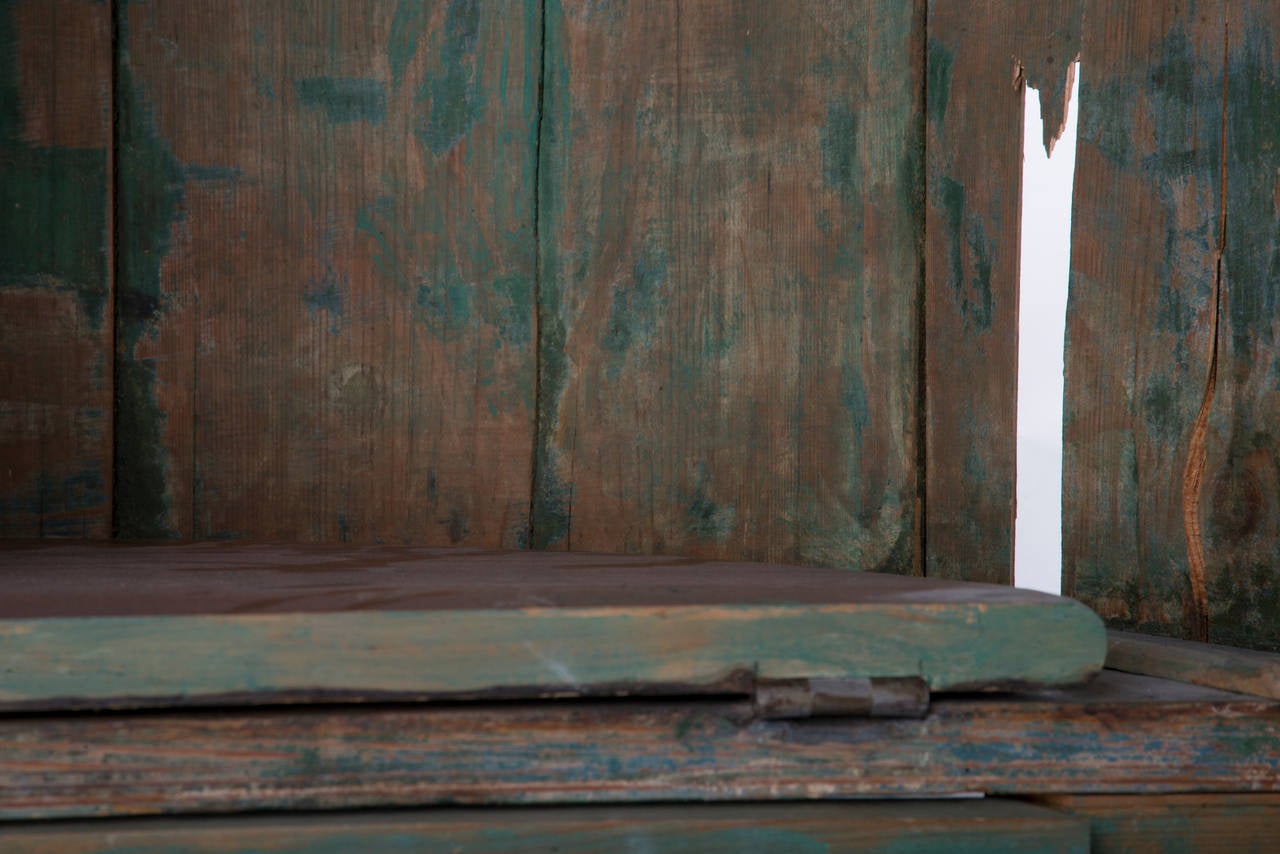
[{"left": 0, "top": 543, "right": 1105, "bottom": 711}]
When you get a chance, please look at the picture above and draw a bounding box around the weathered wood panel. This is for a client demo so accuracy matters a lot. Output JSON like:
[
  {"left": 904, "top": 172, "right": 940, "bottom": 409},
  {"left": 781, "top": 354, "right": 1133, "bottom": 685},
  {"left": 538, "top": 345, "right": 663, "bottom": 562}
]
[
  {"left": 1040, "top": 794, "right": 1280, "bottom": 853},
  {"left": 924, "top": 2, "right": 1082, "bottom": 584},
  {"left": 1204, "top": 1, "right": 1280, "bottom": 651},
  {"left": 0, "top": 543, "right": 1105, "bottom": 710},
  {"left": 926, "top": 0, "right": 1085, "bottom": 583},
  {"left": 1062, "top": 2, "right": 1280, "bottom": 647},
  {"left": 1, "top": 672, "right": 1275, "bottom": 820},
  {"left": 114, "top": 1, "right": 539, "bottom": 543},
  {"left": 1107, "top": 629, "right": 1280, "bottom": 699},
  {"left": 533, "top": 1, "right": 925, "bottom": 571},
  {"left": 0, "top": 0, "right": 112, "bottom": 538},
  {"left": 1, "top": 802, "right": 1089, "bottom": 853}
]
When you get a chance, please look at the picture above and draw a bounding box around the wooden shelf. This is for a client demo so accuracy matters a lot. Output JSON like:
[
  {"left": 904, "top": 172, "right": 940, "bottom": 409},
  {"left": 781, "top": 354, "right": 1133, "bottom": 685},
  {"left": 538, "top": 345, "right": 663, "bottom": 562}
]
[{"left": 0, "top": 542, "right": 1104, "bottom": 711}]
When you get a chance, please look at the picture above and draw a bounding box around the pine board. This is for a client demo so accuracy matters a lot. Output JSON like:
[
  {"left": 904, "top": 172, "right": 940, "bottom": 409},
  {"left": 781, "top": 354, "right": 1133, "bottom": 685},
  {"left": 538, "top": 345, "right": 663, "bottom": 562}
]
[
  {"left": 923, "top": 2, "right": 1083, "bottom": 584},
  {"left": 533, "top": 0, "right": 925, "bottom": 571}
]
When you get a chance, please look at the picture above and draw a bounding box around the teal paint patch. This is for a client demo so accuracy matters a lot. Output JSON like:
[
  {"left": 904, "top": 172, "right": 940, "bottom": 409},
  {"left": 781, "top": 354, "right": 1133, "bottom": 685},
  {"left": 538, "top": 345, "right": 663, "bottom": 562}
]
[
  {"left": 303, "top": 271, "right": 345, "bottom": 333},
  {"left": 820, "top": 102, "right": 859, "bottom": 202},
  {"left": 938, "top": 176, "right": 993, "bottom": 331},
  {"left": 184, "top": 162, "right": 242, "bottom": 182},
  {"left": 486, "top": 274, "right": 534, "bottom": 348},
  {"left": 531, "top": 461, "right": 572, "bottom": 549},
  {"left": 602, "top": 245, "right": 668, "bottom": 378},
  {"left": 355, "top": 195, "right": 410, "bottom": 289},
  {"left": 114, "top": 9, "right": 186, "bottom": 539},
  {"left": 926, "top": 41, "right": 953, "bottom": 128},
  {"left": 388, "top": 0, "right": 433, "bottom": 88},
  {"left": 415, "top": 271, "right": 473, "bottom": 337},
  {"left": 0, "top": 4, "right": 110, "bottom": 329},
  {"left": 416, "top": 0, "right": 485, "bottom": 156},
  {"left": 295, "top": 77, "right": 387, "bottom": 124},
  {"left": 0, "top": 1, "right": 19, "bottom": 139}
]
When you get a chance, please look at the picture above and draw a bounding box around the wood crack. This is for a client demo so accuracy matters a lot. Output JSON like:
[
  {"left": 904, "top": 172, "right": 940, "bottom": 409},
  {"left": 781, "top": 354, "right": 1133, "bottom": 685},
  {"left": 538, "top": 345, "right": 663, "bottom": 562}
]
[{"left": 1181, "top": 12, "right": 1231, "bottom": 643}]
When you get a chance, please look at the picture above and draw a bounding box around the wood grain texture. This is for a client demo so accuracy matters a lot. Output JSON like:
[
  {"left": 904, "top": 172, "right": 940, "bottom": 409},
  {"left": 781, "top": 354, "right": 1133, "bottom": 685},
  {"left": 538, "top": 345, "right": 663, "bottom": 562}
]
[
  {"left": 0, "top": 0, "right": 112, "bottom": 538},
  {"left": 1, "top": 672, "right": 1274, "bottom": 820},
  {"left": 1, "top": 802, "right": 1089, "bottom": 853},
  {"left": 924, "top": 1, "right": 1083, "bottom": 584},
  {"left": 0, "top": 544, "right": 1105, "bottom": 711},
  {"left": 1039, "top": 794, "right": 1280, "bottom": 854},
  {"left": 1107, "top": 629, "right": 1280, "bottom": 699},
  {"left": 1062, "top": 2, "right": 1260, "bottom": 646},
  {"left": 533, "top": 0, "right": 925, "bottom": 572},
  {"left": 113, "top": 1, "right": 539, "bottom": 544}
]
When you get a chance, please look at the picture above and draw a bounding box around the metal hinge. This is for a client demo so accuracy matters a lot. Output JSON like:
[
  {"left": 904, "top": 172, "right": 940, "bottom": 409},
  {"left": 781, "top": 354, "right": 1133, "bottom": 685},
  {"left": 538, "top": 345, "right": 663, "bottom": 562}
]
[{"left": 753, "top": 676, "right": 930, "bottom": 720}]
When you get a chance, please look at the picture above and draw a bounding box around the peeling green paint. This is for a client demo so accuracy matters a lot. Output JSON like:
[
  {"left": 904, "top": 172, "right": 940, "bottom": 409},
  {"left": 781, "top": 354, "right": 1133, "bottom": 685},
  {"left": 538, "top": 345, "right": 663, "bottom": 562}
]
[
  {"left": 602, "top": 244, "right": 668, "bottom": 378},
  {"left": 414, "top": 270, "right": 473, "bottom": 336},
  {"left": 114, "top": 5, "right": 186, "bottom": 539},
  {"left": 926, "top": 41, "right": 953, "bottom": 128},
  {"left": 295, "top": 77, "right": 387, "bottom": 124},
  {"left": 820, "top": 102, "right": 859, "bottom": 202},
  {"left": 938, "top": 176, "right": 993, "bottom": 331},
  {"left": 0, "top": 3, "right": 110, "bottom": 330},
  {"left": 416, "top": 0, "right": 485, "bottom": 156},
  {"left": 388, "top": 0, "right": 432, "bottom": 88}
]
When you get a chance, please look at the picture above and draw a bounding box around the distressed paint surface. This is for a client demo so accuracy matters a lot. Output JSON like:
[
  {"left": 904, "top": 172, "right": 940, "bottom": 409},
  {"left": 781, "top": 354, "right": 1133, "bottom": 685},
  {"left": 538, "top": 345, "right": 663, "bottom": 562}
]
[
  {"left": 1040, "top": 794, "right": 1280, "bottom": 854},
  {"left": 1060, "top": 2, "right": 1280, "bottom": 648},
  {"left": 2, "top": 802, "right": 1089, "bottom": 853},
  {"left": 114, "top": 1, "right": 539, "bottom": 543},
  {"left": 1, "top": 672, "right": 1276, "bottom": 819},
  {"left": 0, "top": 544, "right": 1105, "bottom": 710},
  {"left": 924, "top": 2, "right": 1083, "bottom": 584},
  {"left": 0, "top": 0, "right": 112, "bottom": 538},
  {"left": 534, "top": 0, "right": 925, "bottom": 572}
]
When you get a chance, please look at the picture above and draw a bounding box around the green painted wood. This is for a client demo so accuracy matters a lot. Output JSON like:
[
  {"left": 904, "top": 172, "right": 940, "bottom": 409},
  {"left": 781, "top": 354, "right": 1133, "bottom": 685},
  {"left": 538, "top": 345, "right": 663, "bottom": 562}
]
[
  {"left": 0, "top": 543, "right": 1104, "bottom": 711},
  {"left": 534, "top": 0, "right": 925, "bottom": 571},
  {"left": 113, "top": 1, "right": 539, "bottom": 544},
  {"left": 1041, "top": 794, "right": 1280, "bottom": 854},
  {"left": 0, "top": 0, "right": 112, "bottom": 538},
  {"left": 1, "top": 802, "right": 1089, "bottom": 853},
  {"left": 1061, "top": 1, "right": 1280, "bottom": 651},
  {"left": 1107, "top": 629, "right": 1280, "bottom": 699},
  {"left": 2, "top": 672, "right": 1273, "bottom": 819},
  {"left": 924, "top": 2, "right": 1083, "bottom": 584}
]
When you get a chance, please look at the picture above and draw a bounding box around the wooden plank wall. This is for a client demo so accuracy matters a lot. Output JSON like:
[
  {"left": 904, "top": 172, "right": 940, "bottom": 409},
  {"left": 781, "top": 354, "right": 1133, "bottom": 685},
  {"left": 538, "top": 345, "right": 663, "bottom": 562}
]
[
  {"left": 113, "top": 0, "right": 540, "bottom": 543},
  {"left": 0, "top": 0, "right": 113, "bottom": 538},
  {"left": 533, "top": 1, "right": 925, "bottom": 570},
  {"left": 1064, "top": 0, "right": 1280, "bottom": 652}
]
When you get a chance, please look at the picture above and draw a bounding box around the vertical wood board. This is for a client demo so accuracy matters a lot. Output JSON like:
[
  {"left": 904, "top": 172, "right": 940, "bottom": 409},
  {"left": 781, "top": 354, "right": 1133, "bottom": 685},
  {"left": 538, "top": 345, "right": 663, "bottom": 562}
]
[
  {"left": 924, "top": 1, "right": 1083, "bottom": 584},
  {"left": 1060, "top": 2, "right": 1280, "bottom": 648},
  {"left": 535, "top": 0, "right": 925, "bottom": 571},
  {"left": 114, "top": 0, "right": 540, "bottom": 544},
  {"left": 0, "top": 0, "right": 112, "bottom": 538}
]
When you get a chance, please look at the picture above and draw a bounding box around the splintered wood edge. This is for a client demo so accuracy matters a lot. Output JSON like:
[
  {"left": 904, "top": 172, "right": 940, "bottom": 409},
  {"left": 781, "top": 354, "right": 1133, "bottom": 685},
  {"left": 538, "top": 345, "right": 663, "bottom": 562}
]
[
  {"left": 1106, "top": 630, "right": 1280, "bottom": 699},
  {"left": 0, "top": 600, "right": 1106, "bottom": 711}
]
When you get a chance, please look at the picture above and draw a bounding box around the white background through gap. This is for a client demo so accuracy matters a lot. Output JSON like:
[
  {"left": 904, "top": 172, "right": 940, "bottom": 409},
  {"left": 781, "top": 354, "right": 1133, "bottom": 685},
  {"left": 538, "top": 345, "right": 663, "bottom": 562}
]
[{"left": 1014, "top": 64, "right": 1080, "bottom": 595}]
